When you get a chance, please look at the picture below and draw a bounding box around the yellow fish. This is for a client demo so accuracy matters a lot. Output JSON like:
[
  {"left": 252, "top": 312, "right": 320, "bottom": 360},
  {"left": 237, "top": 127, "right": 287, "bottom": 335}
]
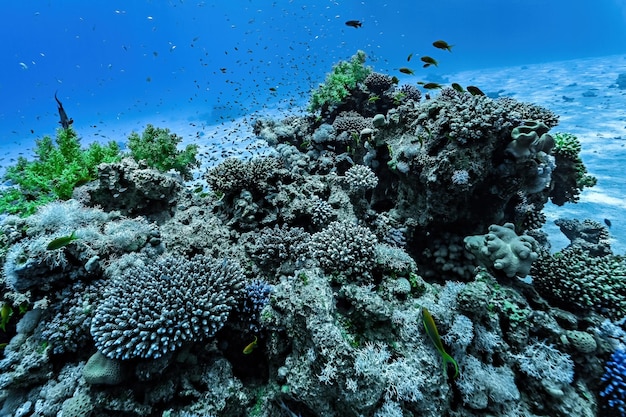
[
  {"left": 1, "top": 303, "right": 13, "bottom": 332},
  {"left": 243, "top": 336, "right": 258, "bottom": 354},
  {"left": 422, "top": 307, "right": 459, "bottom": 378}
]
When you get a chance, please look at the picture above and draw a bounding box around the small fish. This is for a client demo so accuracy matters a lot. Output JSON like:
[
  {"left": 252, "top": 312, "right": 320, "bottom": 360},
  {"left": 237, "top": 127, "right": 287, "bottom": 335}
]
[
  {"left": 466, "top": 85, "right": 485, "bottom": 96},
  {"left": 368, "top": 95, "right": 380, "bottom": 103},
  {"left": 46, "top": 231, "right": 78, "bottom": 250},
  {"left": 407, "top": 53, "right": 413, "bottom": 62},
  {"left": 269, "top": 87, "right": 277, "bottom": 92},
  {"left": 398, "top": 67, "right": 414, "bottom": 75},
  {"left": 422, "top": 83, "right": 443, "bottom": 90},
  {"left": 243, "top": 336, "right": 258, "bottom": 354},
  {"left": 345, "top": 20, "right": 362, "bottom": 28},
  {"left": 604, "top": 218, "right": 612, "bottom": 228},
  {"left": 0, "top": 303, "right": 13, "bottom": 332},
  {"left": 422, "top": 307, "right": 459, "bottom": 378},
  {"left": 54, "top": 92, "right": 74, "bottom": 129},
  {"left": 420, "top": 56, "right": 438, "bottom": 67},
  {"left": 432, "top": 40, "right": 453, "bottom": 52},
  {"left": 19, "top": 62, "right": 28, "bottom": 70},
  {"left": 391, "top": 76, "right": 399, "bottom": 84},
  {"left": 451, "top": 83, "right": 465, "bottom": 93}
]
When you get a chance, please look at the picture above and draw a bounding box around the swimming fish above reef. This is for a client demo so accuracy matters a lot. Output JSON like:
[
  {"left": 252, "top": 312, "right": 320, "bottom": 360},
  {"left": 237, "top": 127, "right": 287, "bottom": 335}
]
[
  {"left": 432, "top": 40, "right": 453, "bottom": 52},
  {"left": 466, "top": 85, "right": 485, "bottom": 96},
  {"left": 451, "top": 83, "right": 465, "bottom": 93},
  {"left": 345, "top": 20, "right": 362, "bottom": 28},
  {"left": 47, "top": 231, "right": 78, "bottom": 250},
  {"left": 420, "top": 56, "right": 438, "bottom": 68},
  {"left": 54, "top": 91, "right": 73, "bottom": 130},
  {"left": 422, "top": 82, "right": 443, "bottom": 90},
  {"left": 398, "top": 67, "right": 414, "bottom": 75},
  {"left": 422, "top": 307, "right": 459, "bottom": 379}
]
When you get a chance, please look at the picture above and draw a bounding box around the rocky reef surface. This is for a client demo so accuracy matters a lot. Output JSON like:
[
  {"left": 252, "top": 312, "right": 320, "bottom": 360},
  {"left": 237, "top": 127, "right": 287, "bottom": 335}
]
[{"left": 0, "top": 54, "right": 624, "bottom": 417}]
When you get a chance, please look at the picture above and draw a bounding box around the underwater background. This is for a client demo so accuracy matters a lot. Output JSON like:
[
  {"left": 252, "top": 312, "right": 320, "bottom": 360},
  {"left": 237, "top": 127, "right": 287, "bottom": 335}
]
[
  {"left": 1, "top": 0, "right": 626, "bottom": 250},
  {"left": 1, "top": 1, "right": 626, "bottom": 417}
]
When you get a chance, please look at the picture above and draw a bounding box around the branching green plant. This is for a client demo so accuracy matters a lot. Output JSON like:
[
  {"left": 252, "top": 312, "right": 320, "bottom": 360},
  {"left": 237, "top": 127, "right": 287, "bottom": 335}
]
[
  {"left": 0, "top": 128, "right": 121, "bottom": 216},
  {"left": 308, "top": 50, "right": 372, "bottom": 113},
  {"left": 127, "top": 124, "right": 199, "bottom": 180}
]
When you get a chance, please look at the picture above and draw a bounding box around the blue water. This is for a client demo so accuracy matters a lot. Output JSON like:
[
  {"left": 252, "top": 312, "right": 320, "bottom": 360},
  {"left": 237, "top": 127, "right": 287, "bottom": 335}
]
[{"left": 1, "top": 0, "right": 625, "bottom": 150}]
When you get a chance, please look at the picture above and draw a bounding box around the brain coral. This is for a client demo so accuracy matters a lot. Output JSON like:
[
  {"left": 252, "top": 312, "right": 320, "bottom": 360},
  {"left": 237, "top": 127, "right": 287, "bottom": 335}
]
[{"left": 90, "top": 255, "right": 245, "bottom": 360}]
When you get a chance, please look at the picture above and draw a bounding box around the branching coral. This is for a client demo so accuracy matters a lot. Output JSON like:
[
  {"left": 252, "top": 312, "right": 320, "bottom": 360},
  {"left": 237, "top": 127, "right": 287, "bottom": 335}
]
[
  {"left": 90, "top": 255, "right": 245, "bottom": 360},
  {"left": 308, "top": 50, "right": 371, "bottom": 113},
  {"left": 0, "top": 128, "right": 120, "bottom": 216},
  {"left": 127, "top": 124, "right": 199, "bottom": 180}
]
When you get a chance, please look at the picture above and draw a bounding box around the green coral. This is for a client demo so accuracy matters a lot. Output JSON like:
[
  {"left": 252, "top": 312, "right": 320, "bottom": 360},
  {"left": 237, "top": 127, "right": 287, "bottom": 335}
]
[
  {"left": 308, "top": 50, "right": 372, "bottom": 113},
  {"left": 550, "top": 132, "right": 596, "bottom": 205},
  {"left": 531, "top": 247, "right": 626, "bottom": 320},
  {"left": 127, "top": 124, "right": 199, "bottom": 180},
  {"left": 0, "top": 128, "right": 120, "bottom": 216}
]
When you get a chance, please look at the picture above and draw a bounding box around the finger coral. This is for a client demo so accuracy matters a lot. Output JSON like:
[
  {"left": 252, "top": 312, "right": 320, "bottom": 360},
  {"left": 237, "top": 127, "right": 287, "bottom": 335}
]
[{"left": 90, "top": 255, "right": 245, "bottom": 360}]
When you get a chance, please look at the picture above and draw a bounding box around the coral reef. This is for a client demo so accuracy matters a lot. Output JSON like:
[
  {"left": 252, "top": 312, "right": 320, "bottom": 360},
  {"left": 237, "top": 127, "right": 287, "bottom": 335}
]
[{"left": 0, "top": 52, "right": 611, "bottom": 417}]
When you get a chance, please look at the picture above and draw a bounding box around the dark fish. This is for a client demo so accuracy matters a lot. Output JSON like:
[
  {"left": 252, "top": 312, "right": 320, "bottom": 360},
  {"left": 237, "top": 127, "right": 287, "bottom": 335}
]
[
  {"left": 604, "top": 218, "right": 612, "bottom": 227},
  {"left": 54, "top": 92, "right": 73, "bottom": 129},
  {"left": 398, "top": 67, "right": 414, "bottom": 75},
  {"left": 466, "top": 85, "right": 485, "bottom": 96},
  {"left": 345, "top": 20, "right": 362, "bottom": 28},
  {"left": 451, "top": 83, "right": 465, "bottom": 93},
  {"left": 407, "top": 53, "right": 413, "bottom": 62},
  {"left": 420, "top": 56, "right": 438, "bottom": 67},
  {"left": 269, "top": 87, "right": 277, "bottom": 92},
  {"left": 432, "top": 40, "right": 453, "bottom": 52},
  {"left": 391, "top": 76, "right": 399, "bottom": 84},
  {"left": 422, "top": 83, "right": 443, "bottom": 89}
]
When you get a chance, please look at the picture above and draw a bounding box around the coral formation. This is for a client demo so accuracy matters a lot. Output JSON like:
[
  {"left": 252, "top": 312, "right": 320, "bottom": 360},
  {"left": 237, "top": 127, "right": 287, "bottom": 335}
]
[
  {"left": 90, "top": 255, "right": 245, "bottom": 359},
  {"left": 0, "top": 52, "right": 610, "bottom": 417},
  {"left": 464, "top": 223, "right": 539, "bottom": 278}
]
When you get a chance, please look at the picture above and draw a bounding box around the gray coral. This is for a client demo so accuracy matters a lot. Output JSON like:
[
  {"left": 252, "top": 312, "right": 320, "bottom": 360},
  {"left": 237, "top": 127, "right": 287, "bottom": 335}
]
[
  {"left": 205, "top": 156, "right": 283, "bottom": 194},
  {"left": 90, "top": 255, "right": 245, "bottom": 360},
  {"left": 332, "top": 111, "right": 372, "bottom": 134},
  {"left": 309, "top": 220, "right": 378, "bottom": 279},
  {"left": 364, "top": 72, "right": 394, "bottom": 94},
  {"left": 464, "top": 223, "right": 539, "bottom": 278},
  {"left": 344, "top": 164, "right": 378, "bottom": 191}
]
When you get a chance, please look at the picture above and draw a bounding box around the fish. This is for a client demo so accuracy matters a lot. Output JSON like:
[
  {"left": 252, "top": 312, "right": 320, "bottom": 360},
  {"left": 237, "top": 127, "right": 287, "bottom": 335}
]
[
  {"left": 46, "top": 231, "right": 78, "bottom": 250},
  {"left": 420, "top": 56, "right": 438, "bottom": 67},
  {"left": 407, "top": 53, "right": 413, "bottom": 62},
  {"left": 54, "top": 92, "right": 73, "bottom": 130},
  {"left": 432, "top": 40, "right": 453, "bottom": 52},
  {"left": 345, "top": 20, "right": 362, "bottom": 28},
  {"left": 604, "top": 218, "right": 612, "bottom": 228},
  {"left": 269, "top": 87, "right": 277, "bottom": 92},
  {"left": 0, "top": 303, "right": 13, "bottom": 332},
  {"left": 422, "top": 307, "right": 459, "bottom": 378},
  {"left": 451, "top": 83, "right": 465, "bottom": 93},
  {"left": 243, "top": 336, "right": 258, "bottom": 354},
  {"left": 422, "top": 83, "right": 443, "bottom": 90},
  {"left": 398, "top": 67, "right": 414, "bottom": 75},
  {"left": 466, "top": 85, "right": 485, "bottom": 96}
]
